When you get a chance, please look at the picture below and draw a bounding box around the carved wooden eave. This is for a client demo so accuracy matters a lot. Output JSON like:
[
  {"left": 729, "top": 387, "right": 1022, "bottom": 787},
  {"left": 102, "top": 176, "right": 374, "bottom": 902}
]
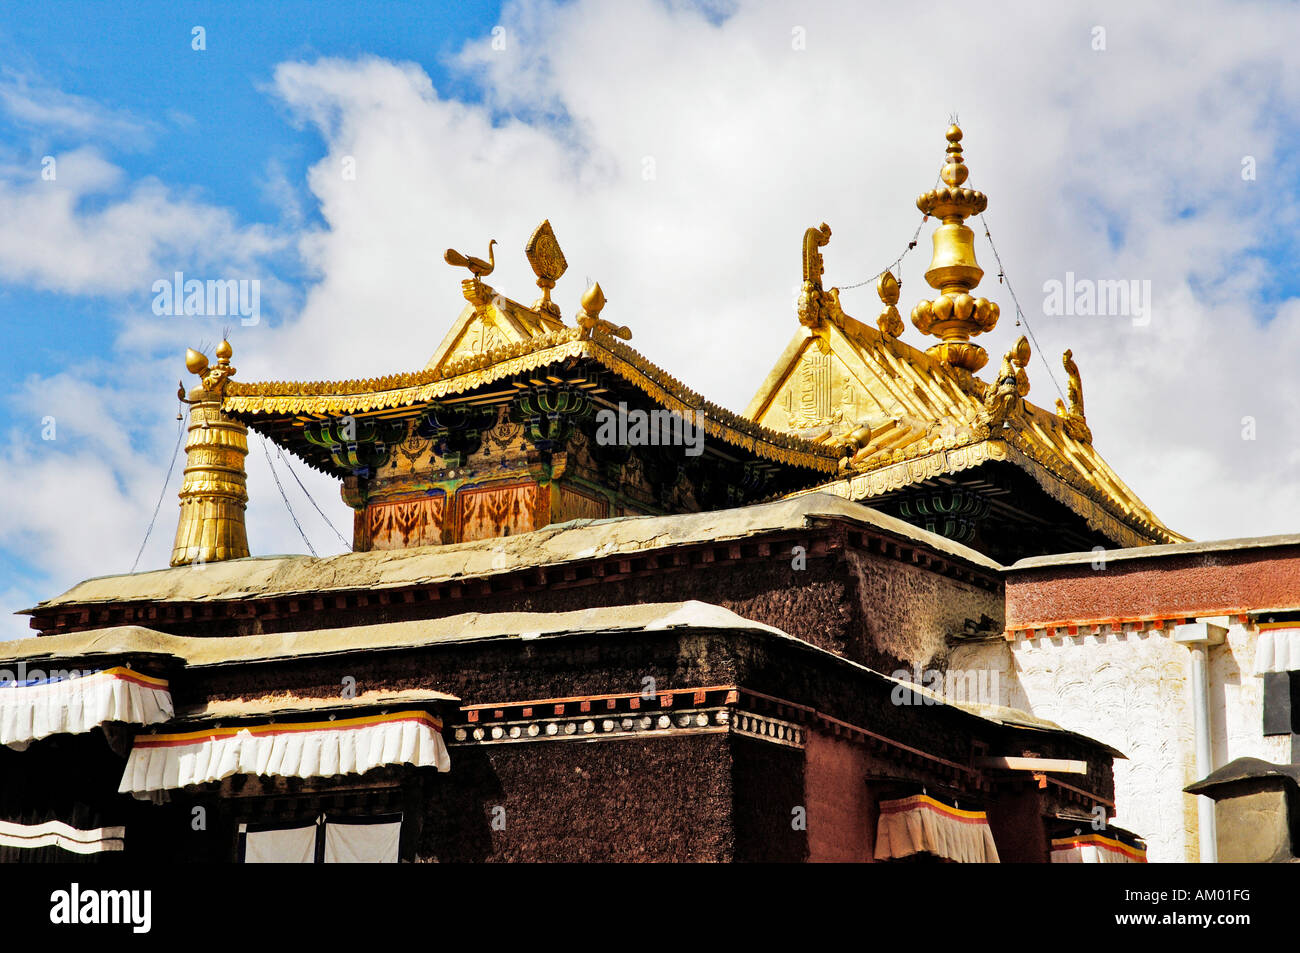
[{"left": 746, "top": 311, "right": 1186, "bottom": 548}]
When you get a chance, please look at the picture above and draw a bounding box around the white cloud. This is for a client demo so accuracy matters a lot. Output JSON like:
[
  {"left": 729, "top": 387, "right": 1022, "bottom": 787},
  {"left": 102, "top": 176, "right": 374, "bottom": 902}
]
[{"left": 0, "top": 71, "right": 149, "bottom": 141}]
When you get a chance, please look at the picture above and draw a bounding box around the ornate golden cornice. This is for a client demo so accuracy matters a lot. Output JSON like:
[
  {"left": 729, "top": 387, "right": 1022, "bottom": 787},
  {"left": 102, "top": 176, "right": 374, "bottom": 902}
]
[{"left": 224, "top": 328, "right": 841, "bottom": 472}]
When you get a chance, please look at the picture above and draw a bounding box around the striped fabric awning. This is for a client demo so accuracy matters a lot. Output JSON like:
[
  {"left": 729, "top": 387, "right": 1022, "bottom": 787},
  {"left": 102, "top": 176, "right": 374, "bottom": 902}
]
[
  {"left": 0, "top": 819, "right": 125, "bottom": 855},
  {"left": 874, "top": 793, "right": 1001, "bottom": 863},
  {"left": 0, "top": 666, "right": 173, "bottom": 750},
  {"left": 1050, "top": 831, "right": 1147, "bottom": 863},
  {"left": 118, "top": 710, "right": 450, "bottom": 797}
]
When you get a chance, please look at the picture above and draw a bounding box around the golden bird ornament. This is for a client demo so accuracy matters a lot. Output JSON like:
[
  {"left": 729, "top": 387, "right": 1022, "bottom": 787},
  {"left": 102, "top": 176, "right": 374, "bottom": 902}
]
[{"left": 444, "top": 239, "right": 497, "bottom": 279}]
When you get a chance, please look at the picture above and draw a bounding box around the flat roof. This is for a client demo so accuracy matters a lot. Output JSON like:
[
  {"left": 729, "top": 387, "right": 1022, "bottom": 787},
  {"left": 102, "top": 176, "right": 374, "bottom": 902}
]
[
  {"left": 1009, "top": 532, "right": 1300, "bottom": 572},
  {"left": 0, "top": 599, "right": 1117, "bottom": 755},
  {"left": 26, "top": 493, "right": 1001, "bottom": 612},
  {"left": 0, "top": 601, "right": 786, "bottom": 667}
]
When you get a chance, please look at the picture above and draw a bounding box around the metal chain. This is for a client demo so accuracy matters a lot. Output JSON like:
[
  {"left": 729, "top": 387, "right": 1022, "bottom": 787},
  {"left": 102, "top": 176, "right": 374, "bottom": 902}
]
[
  {"left": 273, "top": 441, "right": 351, "bottom": 549},
  {"left": 978, "top": 213, "right": 1067, "bottom": 405},
  {"left": 261, "top": 434, "right": 318, "bottom": 558}
]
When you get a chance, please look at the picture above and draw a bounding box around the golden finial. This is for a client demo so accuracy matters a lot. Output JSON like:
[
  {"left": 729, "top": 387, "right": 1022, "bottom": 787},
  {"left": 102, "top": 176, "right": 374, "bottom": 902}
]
[
  {"left": 171, "top": 339, "right": 249, "bottom": 567},
  {"left": 1056, "top": 349, "right": 1092, "bottom": 442},
  {"left": 525, "top": 220, "right": 567, "bottom": 318},
  {"left": 911, "top": 124, "right": 1000, "bottom": 372},
  {"left": 576, "top": 281, "right": 631, "bottom": 341},
  {"left": 179, "top": 341, "right": 237, "bottom": 402},
  {"left": 796, "top": 223, "right": 832, "bottom": 329},
  {"left": 876, "top": 271, "right": 903, "bottom": 338}
]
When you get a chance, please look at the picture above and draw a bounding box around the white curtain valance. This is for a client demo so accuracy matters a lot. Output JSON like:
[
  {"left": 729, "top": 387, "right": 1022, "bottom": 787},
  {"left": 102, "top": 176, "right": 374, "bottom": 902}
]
[
  {"left": 1050, "top": 833, "right": 1146, "bottom": 863},
  {"left": 874, "top": 794, "right": 1000, "bottom": 863},
  {"left": 1, "top": 666, "right": 172, "bottom": 749},
  {"left": 0, "top": 818, "right": 125, "bottom": 855},
  {"left": 119, "top": 710, "right": 450, "bottom": 797},
  {"left": 1253, "top": 625, "right": 1300, "bottom": 675}
]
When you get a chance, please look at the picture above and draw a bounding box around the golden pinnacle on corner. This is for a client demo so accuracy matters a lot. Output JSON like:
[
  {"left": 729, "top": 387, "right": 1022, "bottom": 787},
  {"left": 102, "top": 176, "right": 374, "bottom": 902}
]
[
  {"left": 576, "top": 281, "right": 631, "bottom": 341},
  {"left": 171, "top": 339, "right": 250, "bottom": 567},
  {"left": 910, "top": 125, "right": 1000, "bottom": 373}
]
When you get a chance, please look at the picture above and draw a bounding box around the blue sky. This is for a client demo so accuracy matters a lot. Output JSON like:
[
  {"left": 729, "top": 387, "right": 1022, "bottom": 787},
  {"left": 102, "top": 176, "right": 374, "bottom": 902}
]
[
  {"left": 0, "top": 1, "right": 505, "bottom": 373},
  {"left": 1, "top": 0, "right": 1299, "bottom": 638}
]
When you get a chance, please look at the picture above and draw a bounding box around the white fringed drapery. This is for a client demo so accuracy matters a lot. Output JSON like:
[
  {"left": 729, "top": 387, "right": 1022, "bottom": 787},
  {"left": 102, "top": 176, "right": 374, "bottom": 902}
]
[
  {"left": 119, "top": 710, "right": 450, "bottom": 797},
  {"left": 874, "top": 794, "right": 1000, "bottom": 863},
  {"left": 1253, "top": 624, "right": 1300, "bottom": 675},
  {"left": 0, "top": 819, "right": 126, "bottom": 855},
  {"left": 0, "top": 666, "right": 172, "bottom": 749}
]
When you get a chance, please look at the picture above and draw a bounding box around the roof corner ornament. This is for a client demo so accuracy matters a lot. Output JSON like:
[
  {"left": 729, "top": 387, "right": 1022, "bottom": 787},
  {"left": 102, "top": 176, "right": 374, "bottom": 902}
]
[
  {"left": 177, "top": 339, "right": 237, "bottom": 405},
  {"left": 797, "top": 222, "right": 837, "bottom": 353},
  {"left": 984, "top": 335, "right": 1031, "bottom": 429},
  {"left": 576, "top": 282, "right": 631, "bottom": 341},
  {"left": 1055, "top": 349, "right": 1093, "bottom": 442},
  {"left": 445, "top": 239, "right": 497, "bottom": 308},
  {"left": 171, "top": 339, "right": 250, "bottom": 568},
  {"left": 876, "top": 271, "right": 904, "bottom": 338},
  {"left": 837, "top": 423, "right": 877, "bottom": 473},
  {"left": 525, "top": 220, "right": 567, "bottom": 318},
  {"left": 911, "top": 125, "right": 1000, "bottom": 372}
]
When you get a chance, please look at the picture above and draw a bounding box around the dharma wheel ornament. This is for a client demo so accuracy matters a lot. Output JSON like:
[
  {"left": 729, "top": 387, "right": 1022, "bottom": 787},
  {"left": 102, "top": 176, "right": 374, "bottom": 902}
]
[
  {"left": 911, "top": 125, "right": 1000, "bottom": 373},
  {"left": 525, "top": 219, "right": 567, "bottom": 318}
]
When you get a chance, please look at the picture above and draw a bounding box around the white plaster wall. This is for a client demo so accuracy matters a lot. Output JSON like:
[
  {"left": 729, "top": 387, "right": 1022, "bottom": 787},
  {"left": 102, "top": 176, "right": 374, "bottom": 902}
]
[
  {"left": 953, "top": 624, "right": 1287, "bottom": 863},
  {"left": 1211, "top": 623, "right": 1290, "bottom": 768}
]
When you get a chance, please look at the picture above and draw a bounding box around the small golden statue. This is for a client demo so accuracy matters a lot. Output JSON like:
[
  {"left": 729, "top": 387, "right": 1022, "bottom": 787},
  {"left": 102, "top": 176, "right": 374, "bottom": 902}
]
[
  {"left": 797, "top": 223, "right": 832, "bottom": 329},
  {"left": 576, "top": 282, "right": 631, "bottom": 340},
  {"left": 1056, "top": 349, "right": 1092, "bottom": 442},
  {"left": 178, "top": 339, "right": 237, "bottom": 403},
  {"left": 984, "top": 335, "right": 1030, "bottom": 428},
  {"left": 444, "top": 239, "right": 497, "bottom": 280}
]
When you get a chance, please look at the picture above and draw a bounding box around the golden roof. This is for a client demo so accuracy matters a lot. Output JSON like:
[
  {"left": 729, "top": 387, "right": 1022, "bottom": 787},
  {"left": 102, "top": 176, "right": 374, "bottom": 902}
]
[
  {"left": 224, "top": 324, "right": 841, "bottom": 473},
  {"left": 746, "top": 311, "right": 1183, "bottom": 547},
  {"left": 746, "top": 125, "right": 1184, "bottom": 548}
]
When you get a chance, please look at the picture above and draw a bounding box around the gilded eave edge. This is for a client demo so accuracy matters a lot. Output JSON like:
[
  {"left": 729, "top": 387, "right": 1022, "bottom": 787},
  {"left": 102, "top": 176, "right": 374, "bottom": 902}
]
[
  {"left": 223, "top": 327, "right": 841, "bottom": 473},
  {"left": 797, "top": 430, "right": 1184, "bottom": 547}
]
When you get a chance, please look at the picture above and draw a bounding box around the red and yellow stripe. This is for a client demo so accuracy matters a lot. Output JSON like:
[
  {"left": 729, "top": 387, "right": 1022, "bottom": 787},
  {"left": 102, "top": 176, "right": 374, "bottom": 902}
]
[
  {"left": 878, "top": 794, "right": 989, "bottom": 825},
  {"left": 134, "top": 709, "right": 441, "bottom": 749},
  {"left": 1051, "top": 833, "right": 1146, "bottom": 862},
  {"left": 99, "top": 666, "right": 169, "bottom": 690}
]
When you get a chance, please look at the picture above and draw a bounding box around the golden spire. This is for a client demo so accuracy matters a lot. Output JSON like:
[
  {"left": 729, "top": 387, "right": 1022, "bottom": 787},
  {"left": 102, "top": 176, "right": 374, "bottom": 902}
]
[
  {"left": 910, "top": 125, "right": 1000, "bottom": 372},
  {"left": 171, "top": 339, "right": 250, "bottom": 567}
]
